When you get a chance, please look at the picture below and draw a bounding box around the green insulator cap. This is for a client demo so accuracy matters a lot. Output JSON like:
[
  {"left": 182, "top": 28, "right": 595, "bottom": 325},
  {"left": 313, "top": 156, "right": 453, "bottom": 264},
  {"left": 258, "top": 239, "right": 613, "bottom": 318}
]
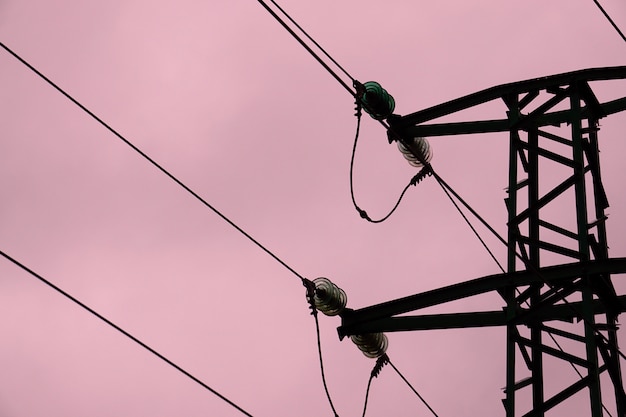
[{"left": 360, "top": 81, "right": 395, "bottom": 120}]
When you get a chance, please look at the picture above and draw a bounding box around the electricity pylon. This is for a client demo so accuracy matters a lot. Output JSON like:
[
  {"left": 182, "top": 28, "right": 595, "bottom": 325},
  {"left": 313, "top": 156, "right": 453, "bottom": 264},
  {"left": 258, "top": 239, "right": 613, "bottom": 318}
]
[{"left": 339, "top": 67, "right": 626, "bottom": 417}]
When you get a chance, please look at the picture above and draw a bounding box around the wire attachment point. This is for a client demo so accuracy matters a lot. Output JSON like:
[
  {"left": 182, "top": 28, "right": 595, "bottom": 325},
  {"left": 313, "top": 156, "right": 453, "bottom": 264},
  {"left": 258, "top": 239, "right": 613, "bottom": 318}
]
[
  {"left": 303, "top": 278, "right": 318, "bottom": 317},
  {"left": 371, "top": 353, "right": 389, "bottom": 378},
  {"left": 357, "top": 207, "right": 371, "bottom": 221},
  {"left": 353, "top": 81, "right": 365, "bottom": 117},
  {"left": 410, "top": 166, "right": 433, "bottom": 186}
]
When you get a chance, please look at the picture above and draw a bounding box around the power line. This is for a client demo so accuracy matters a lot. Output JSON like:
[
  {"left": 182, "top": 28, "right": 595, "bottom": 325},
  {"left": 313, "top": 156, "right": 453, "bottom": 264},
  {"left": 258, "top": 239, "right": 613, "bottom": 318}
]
[
  {"left": 435, "top": 172, "right": 616, "bottom": 417},
  {"left": 312, "top": 311, "right": 340, "bottom": 417},
  {"left": 0, "top": 249, "right": 256, "bottom": 417},
  {"left": 1, "top": 40, "right": 349, "bottom": 416},
  {"left": 349, "top": 103, "right": 419, "bottom": 223},
  {"left": 256, "top": 0, "right": 355, "bottom": 97},
  {"left": 0, "top": 41, "right": 305, "bottom": 285},
  {"left": 387, "top": 357, "right": 440, "bottom": 417},
  {"left": 266, "top": 0, "right": 354, "bottom": 83},
  {"left": 592, "top": 0, "right": 626, "bottom": 43},
  {"left": 256, "top": 1, "right": 626, "bottom": 413},
  {"left": 361, "top": 355, "right": 388, "bottom": 417},
  {"left": 435, "top": 173, "right": 505, "bottom": 273},
  {"left": 431, "top": 163, "right": 626, "bottom": 382},
  {"left": 303, "top": 280, "right": 342, "bottom": 417}
]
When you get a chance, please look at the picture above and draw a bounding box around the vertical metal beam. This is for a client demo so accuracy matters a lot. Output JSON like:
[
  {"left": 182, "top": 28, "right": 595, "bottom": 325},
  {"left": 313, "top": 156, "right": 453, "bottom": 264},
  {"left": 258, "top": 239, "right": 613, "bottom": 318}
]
[
  {"left": 528, "top": 127, "right": 544, "bottom": 416},
  {"left": 505, "top": 95, "right": 520, "bottom": 417},
  {"left": 571, "top": 83, "right": 603, "bottom": 417},
  {"left": 346, "top": 69, "right": 626, "bottom": 417}
]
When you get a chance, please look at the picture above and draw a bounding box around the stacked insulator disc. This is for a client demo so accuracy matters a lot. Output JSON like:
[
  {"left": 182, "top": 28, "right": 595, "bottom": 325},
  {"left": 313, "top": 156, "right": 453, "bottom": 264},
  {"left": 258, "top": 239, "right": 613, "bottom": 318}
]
[
  {"left": 397, "top": 137, "right": 432, "bottom": 167},
  {"left": 312, "top": 277, "right": 347, "bottom": 316},
  {"left": 311, "top": 277, "right": 388, "bottom": 359},
  {"left": 360, "top": 81, "right": 395, "bottom": 120},
  {"left": 350, "top": 333, "right": 388, "bottom": 358}
]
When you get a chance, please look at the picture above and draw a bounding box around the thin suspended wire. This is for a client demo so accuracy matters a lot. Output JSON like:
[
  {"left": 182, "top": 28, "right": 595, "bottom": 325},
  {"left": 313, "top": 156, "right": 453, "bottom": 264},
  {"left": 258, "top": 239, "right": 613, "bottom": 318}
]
[
  {"left": 431, "top": 170, "right": 510, "bottom": 250},
  {"left": 592, "top": 0, "right": 626, "bottom": 43},
  {"left": 436, "top": 176, "right": 505, "bottom": 273},
  {"left": 433, "top": 157, "right": 615, "bottom": 416},
  {"left": 360, "top": 376, "right": 374, "bottom": 417},
  {"left": 258, "top": 0, "right": 626, "bottom": 405},
  {"left": 349, "top": 106, "right": 366, "bottom": 216},
  {"left": 312, "top": 311, "right": 341, "bottom": 417},
  {"left": 366, "top": 183, "right": 413, "bottom": 224},
  {"left": 266, "top": 0, "right": 354, "bottom": 82},
  {"left": 431, "top": 164, "right": 626, "bottom": 373},
  {"left": 541, "top": 331, "right": 616, "bottom": 417},
  {"left": 0, "top": 42, "right": 305, "bottom": 284},
  {"left": 361, "top": 354, "right": 389, "bottom": 417},
  {"left": 4, "top": 39, "right": 349, "bottom": 414},
  {"left": 258, "top": 0, "right": 432, "bottom": 224},
  {"left": 387, "top": 358, "right": 439, "bottom": 417},
  {"left": 302, "top": 280, "right": 341, "bottom": 417},
  {"left": 256, "top": 0, "right": 355, "bottom": 98},
  {"left": 0, "top": 249, "right": 255, "bottom": 417},
  {"left": 349, "top": 107, "right": 415, "bottom": 223},
  {"left": 440, "top": 179, "right": 616, "bottom": 416}
]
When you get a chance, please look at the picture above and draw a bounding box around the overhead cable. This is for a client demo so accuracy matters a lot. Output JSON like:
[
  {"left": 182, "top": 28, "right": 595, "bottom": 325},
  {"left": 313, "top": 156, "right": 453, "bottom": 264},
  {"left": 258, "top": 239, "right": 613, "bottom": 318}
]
[
  {"left": 303, "top": 279, "right": 341, "bottom": 417},
  {"left": 592, "top": 0, "right": 626, "bottom": 43},
  {"left": 256, "top": 0, "right": 626, "bottom": 411},
  {"left": 387, "top": 358, "right": 440, "bottom": 417},
  {"left": 435, "top": 169, "right": 615, "bottom": 417},
  {"left": 2, "top": 40, "right": 348, "bottom": 416},
  {"left": 361, "top": 354, "right": 389, "bottom": 417},
  {"left": 349, "top": 99, "right": 432, "bottom": 223},
  {"left": 256, "top": 0, "right": 355, "bottom": 97},
  {"left": 431, "top": 164, "right": 626, "bottom": 369},
  {"left": 0, "top": 42, "right": 305, "bottom": 284},
  {"left": 266, "top": 0, "right": 354, "bottom": 83},
  {"left": 0, "top": 249, "right": 256, "bottom": 417}
]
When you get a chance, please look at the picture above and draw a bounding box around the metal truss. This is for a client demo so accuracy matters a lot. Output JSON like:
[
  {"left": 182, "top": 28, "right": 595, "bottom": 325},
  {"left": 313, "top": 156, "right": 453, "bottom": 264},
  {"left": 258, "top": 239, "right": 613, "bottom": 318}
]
[{"left": 339, "top": 67, "right": 626, "bottom": 417}]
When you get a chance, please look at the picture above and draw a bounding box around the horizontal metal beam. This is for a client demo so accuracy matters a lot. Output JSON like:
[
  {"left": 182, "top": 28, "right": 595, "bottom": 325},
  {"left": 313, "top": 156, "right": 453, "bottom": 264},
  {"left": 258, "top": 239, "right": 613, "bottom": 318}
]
[
  {"left": 338, "top": 258, "right": 626, "bottom": 336},
  {"left": 394, "top": 96, "right": 626, "bottom": 138},
  {"left": 516, "top": 335, "right": 590, "bottom": 367},
  {"left": 338, "top": 295, "right": 626, "bottom": 336},
  {"left": 390, "top": 66, "right": 626, "bottom": 127}
]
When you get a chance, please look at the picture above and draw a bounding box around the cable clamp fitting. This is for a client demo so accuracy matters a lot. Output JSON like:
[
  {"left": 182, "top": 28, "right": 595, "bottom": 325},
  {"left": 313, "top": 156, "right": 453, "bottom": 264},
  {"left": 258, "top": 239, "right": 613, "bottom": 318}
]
[
  {"left": 371, "top": 353, "right": 389, "bottom": 378},
  {"left": 410, "top": 166, "right": 433, "bottom": 186},
  {"left": 303, "top": 278, "right": 318, "bottom": 317},
  {"left": 353, "top": 80, "right": 365, "bottom": 117},
  {"left": 357, "top": 207, "right": 371, "bottom": 221}
]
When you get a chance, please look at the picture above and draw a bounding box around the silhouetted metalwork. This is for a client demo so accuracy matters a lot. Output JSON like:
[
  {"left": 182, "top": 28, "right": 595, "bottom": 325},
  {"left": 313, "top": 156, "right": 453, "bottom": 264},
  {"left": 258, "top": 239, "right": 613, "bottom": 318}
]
[{"left": 339, "top": 66, "right": 626, "bottom": 417}]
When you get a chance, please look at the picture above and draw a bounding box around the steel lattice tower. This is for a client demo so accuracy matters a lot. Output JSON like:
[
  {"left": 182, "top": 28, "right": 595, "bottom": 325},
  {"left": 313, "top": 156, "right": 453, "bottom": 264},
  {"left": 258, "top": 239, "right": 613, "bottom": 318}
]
[{"left": 339, "top": 67, "right": 626, "bottom": 417}]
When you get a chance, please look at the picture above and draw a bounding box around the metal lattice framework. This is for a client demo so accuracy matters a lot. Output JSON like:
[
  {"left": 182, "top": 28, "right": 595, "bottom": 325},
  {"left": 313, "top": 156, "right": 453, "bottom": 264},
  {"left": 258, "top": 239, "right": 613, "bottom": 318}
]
[{"left": 338, "top": 66, "right": 626, "bottom": 417}]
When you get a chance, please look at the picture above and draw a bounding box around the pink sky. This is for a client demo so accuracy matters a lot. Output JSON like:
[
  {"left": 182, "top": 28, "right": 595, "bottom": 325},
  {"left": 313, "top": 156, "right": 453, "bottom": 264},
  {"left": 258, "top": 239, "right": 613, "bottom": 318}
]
[{"left": 1, "top": 1, "right": 626, "bottom": 416}]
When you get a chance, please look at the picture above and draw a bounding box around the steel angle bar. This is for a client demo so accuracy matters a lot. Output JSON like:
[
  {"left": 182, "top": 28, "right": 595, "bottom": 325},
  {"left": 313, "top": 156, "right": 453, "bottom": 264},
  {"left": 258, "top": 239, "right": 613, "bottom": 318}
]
[
  {"left": 515, "top": 335, "right": 590, "bottom": 367},
  {"left": 339, "top": 258, "right": 626, "bottom": 333},
  {"left": 521, "top": 365, "right": 608, "bottom": 417}
]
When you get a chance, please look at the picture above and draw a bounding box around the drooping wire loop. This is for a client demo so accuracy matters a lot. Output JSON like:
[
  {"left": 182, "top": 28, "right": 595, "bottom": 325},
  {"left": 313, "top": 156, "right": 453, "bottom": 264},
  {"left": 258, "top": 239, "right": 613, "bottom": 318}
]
[
  {"left": 312, "top": 277, "right": 347, "bottom": 316},
  {"left": 349, "top": 92, "right": 433, "bottom": 223},
  {"left": 358, "top": 81, "right": 395, "bottom": 120},
  {"left": 351, "top": 333, "right": 389, "bottom": 358}
]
